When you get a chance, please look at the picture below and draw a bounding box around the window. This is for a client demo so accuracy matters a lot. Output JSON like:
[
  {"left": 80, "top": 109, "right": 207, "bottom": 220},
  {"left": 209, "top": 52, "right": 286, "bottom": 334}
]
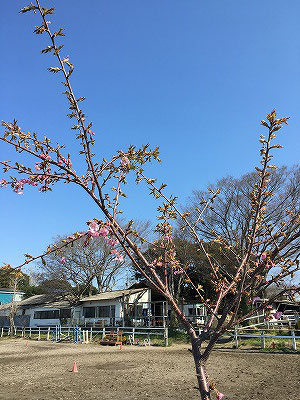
[
  {"left": 34, "top": 310, "right": 59, "bottom": 319},
  {"left": 60, "top": 308, "right": 71, "bottom": 319},
  {"left": 83, "top": 307, "right": 96, "bottom": 318},
  {"left": 98, "top": 305, "right": 115, "bottom": 318},
  {"left": 188, "top": 308, "right": 194, "bottom": 316}
]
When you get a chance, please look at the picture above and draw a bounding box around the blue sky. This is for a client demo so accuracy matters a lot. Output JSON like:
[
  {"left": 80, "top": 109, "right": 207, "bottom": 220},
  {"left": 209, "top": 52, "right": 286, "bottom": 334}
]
[{"left": 0, "top": 0, "right": 299, "bottom": 270}]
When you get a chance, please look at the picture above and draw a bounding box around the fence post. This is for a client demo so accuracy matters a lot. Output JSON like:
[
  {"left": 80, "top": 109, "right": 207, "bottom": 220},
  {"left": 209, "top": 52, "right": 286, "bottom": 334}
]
[
  {"left": 47, "top": 327, "right": 50, "bottom": 341},
  {"left": 0, "top": 327, "right": 3, "bottom": 337},
  {"left": 132, "top": 327, "right": 135, "bottom": 343},
  {"left": 90, "top": 327, "right": 93, "bottom": 342},
  {"left": 234, "top": 326, "right": 239, "bottom": 348},
  {"left": 164, "top": 327, "right": 169, "bottom": 347},
  {"left": 102, "top": 327, "right": 105, "bottom": 340},
  {"left": 38, "top": 327, "right": 41, "bottom": 341},
  {"left": 261, "top": 330, "right": 265, "bottom": 349},
  {"left": 291, "top": 330, "right": 297, "bottom": 351}
]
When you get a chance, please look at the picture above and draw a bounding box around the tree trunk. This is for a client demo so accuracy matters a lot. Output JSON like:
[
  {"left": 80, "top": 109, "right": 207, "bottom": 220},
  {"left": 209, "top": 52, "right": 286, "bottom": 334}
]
[{"left": 190, "top": 334, "right": 211, "bottom": 400}]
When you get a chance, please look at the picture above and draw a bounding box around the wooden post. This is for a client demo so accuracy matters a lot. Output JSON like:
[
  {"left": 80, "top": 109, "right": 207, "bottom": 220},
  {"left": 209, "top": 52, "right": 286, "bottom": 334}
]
[
  {"left": 234, "top": 326, "right": 239, "bottom": 348},
  {"left": 164, "top": 327, "right": 169, "bottom": 347},
  {"left": 38, "top": 327, "right": 41, "bottom": 341},
  {"left": 90, "top": 327, "right": 92, "bottom": 342},
  {"left": 29, "top": 327, "right": 32, "bottom": 338},
  {"left": 47, "top": 327, "right": 50, "bottom": 341},
  {"left": 1, "top": 327, "right": 3, "bottom": 337},
  {"left": 291, "top": 330, "right": 297, "bottom": 351},
  {"left": 261, "top": 330, "right": 265, "bottom": 349},
  {"left": 132, "top": 327, "right": 135, "bottom": 343},
  {"left": 102, "top": 327, "right": 105, "bottom": 340}
]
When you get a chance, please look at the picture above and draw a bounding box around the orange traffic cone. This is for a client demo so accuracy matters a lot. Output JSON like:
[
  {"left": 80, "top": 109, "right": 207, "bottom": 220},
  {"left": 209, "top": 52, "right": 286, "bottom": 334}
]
[{"left": 72, "top": 361, "right": 78, "bottom": 373}]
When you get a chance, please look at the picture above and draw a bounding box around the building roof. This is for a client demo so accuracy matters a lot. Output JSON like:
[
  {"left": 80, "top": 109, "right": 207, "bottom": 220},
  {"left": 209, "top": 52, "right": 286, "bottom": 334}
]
[
  {"left": 80, "top": 288, "right": 148, "bottom": 302},
  {"left": 19, "top": 294, "right": 71, "bottom": 308},
  {"left": 0, "top": 288, "right": 25, "bottom": 294}
]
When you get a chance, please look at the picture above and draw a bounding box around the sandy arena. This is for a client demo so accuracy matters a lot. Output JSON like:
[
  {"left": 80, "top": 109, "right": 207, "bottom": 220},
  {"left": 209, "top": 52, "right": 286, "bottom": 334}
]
[{"left": 0, "top": 339, "right": 299, "bottom": 400}]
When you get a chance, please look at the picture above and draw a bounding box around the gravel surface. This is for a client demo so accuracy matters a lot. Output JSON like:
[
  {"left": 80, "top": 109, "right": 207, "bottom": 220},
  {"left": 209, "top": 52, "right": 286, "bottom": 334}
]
[{"left": 0, "top": 339, "right": 299, "bottom": 400}]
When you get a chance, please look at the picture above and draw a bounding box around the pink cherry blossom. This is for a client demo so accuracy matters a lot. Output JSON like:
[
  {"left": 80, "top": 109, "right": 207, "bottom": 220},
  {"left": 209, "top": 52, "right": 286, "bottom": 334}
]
[
  {"left": 120, "top": 156, "right": 130, "bottom": 172},
  {"left": 88, "top": 221, "right": 100, "bottom": 237},
  {"left": 0, "top": 179, "right": 8, "bottom": 187},
  {"left": 40, "top": 154, "right": 51, "bottom": 161},
  {"left": 174, "top": 268, "right": 183, "bottom": 275},
  {"left": 99, "top": 227, "right": 109, "bottom": 237},
  {"left": 60, "top": 256, "right": 66, "bottom": 264}
]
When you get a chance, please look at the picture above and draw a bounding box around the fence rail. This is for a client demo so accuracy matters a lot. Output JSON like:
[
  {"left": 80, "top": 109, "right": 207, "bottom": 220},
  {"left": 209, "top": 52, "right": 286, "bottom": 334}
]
[
  {"left": 0, "top": 325, "right": 169, "bottom": 346},
  {"left": 225, "top": 327, "right": 299, "bottom": 350}
]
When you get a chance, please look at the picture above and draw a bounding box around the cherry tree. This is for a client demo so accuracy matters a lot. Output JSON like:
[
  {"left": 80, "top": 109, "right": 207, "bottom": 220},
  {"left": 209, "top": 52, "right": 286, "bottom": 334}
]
[{"left": 0, "top": 2, "right": 299, "bottom": 399}]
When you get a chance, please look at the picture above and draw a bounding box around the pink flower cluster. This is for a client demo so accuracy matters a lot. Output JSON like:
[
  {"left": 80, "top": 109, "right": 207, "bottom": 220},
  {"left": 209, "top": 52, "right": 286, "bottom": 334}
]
[
  {"left": 40, "top": 154, "right": 51, "bottom": 161},
  {"left": 173, "top": 268, "right": 183, "bottom": 275},
  {"left": 120, "top": 156, "right": 130, "bottom": 172},
  {"left": 0, "top": 179, "right": 8, "bottom": 187},
  {"left": 88, "top": 221, "right": 124, "bottom": 262},
  {"left": 13, "top": 178, "right": 38, "bottom": 194},
  {"left": 216, "top": 393, "right": 224, "bottom": 400}
]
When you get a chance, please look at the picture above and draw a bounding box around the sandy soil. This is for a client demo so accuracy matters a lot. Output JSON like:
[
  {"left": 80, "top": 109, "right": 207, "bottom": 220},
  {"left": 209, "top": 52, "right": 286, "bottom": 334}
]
[{"left": 0, "top": 339, "right": 299, "bottom": 400}]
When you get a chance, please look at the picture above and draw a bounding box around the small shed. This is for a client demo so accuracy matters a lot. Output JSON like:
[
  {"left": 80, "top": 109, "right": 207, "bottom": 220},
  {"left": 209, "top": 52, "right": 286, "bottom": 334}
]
[{"left": 0, "top": 288, "right": 25, "bottom": 305}]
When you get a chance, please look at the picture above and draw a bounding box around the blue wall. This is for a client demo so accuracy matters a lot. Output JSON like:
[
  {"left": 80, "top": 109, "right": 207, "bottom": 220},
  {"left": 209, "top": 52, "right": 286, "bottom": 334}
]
[{"left": 0, "top": 292, "right": 14, "bottom": 305}]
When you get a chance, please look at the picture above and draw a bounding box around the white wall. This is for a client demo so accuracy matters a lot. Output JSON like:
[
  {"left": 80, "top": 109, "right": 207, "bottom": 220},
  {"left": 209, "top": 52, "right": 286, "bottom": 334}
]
[{"left": 20, "top": 307, "right": 61, "bottom": 327}]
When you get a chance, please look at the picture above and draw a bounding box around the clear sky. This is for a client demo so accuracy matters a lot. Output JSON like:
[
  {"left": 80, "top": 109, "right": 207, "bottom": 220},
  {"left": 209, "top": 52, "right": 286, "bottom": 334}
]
[{"left": 0, "top": 0, "right": 299, "bottom": 270}]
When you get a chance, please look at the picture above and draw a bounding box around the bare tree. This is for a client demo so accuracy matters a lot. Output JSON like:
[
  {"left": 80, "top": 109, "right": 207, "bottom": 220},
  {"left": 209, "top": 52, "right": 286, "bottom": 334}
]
[
  {"left": 36, "top": 235, "right": 127, "bottom": 296},
  {"left": 187, "top": 166, "right": 300, "bottom": 261}
]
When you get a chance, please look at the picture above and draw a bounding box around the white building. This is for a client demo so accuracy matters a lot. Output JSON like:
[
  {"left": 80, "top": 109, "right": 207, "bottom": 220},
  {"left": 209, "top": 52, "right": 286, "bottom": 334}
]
[
  {"left": 0, "top": 287, "right": 208, "bottom": 328},
  {"left": 0, "top": 288, "right": 151, "bottom": 328}
]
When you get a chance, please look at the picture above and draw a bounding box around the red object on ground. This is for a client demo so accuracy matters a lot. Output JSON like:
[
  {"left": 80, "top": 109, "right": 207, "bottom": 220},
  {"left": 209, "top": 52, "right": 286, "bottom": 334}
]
[{"left": 72, "top": 361, "right": 78, "bottom": 373}]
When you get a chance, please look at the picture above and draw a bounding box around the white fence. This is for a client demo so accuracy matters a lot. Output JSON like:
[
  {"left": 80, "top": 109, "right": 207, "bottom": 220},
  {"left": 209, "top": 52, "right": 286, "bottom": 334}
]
[
  {"left": 224, "top": 327, "right": 299, "bottom": 350},
  {"left": 0, "top": 325, "right": 169, "bottom": 346}
]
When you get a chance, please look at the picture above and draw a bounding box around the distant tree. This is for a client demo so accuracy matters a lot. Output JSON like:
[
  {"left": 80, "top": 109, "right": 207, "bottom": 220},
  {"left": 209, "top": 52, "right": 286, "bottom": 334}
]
[
  {"left": 35, "top": 235, "right": 127, "bottom": 298},
  {"left": 187, "top": 165, "right": 300, "bottom": 261},
  {"left": 0, "top": 264, "right": 29, "bottom": 289}
]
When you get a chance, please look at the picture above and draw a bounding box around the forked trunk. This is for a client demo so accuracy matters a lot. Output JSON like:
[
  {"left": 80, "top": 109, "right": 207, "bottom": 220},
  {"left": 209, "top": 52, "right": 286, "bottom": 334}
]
[{"left": 191, "top": 334, "right": 211, "bottom": 400}]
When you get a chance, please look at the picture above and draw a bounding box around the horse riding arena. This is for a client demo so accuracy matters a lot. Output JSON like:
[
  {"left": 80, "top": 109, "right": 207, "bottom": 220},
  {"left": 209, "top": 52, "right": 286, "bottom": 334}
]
[{"left": 0, "top": 339, "right": 299, "bottom": 400}]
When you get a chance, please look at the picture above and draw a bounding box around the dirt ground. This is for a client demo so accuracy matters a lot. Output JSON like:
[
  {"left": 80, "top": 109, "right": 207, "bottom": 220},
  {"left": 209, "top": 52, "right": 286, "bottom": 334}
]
[{"left": 0, "top": 339, "right": 299, "bottom": 400}]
